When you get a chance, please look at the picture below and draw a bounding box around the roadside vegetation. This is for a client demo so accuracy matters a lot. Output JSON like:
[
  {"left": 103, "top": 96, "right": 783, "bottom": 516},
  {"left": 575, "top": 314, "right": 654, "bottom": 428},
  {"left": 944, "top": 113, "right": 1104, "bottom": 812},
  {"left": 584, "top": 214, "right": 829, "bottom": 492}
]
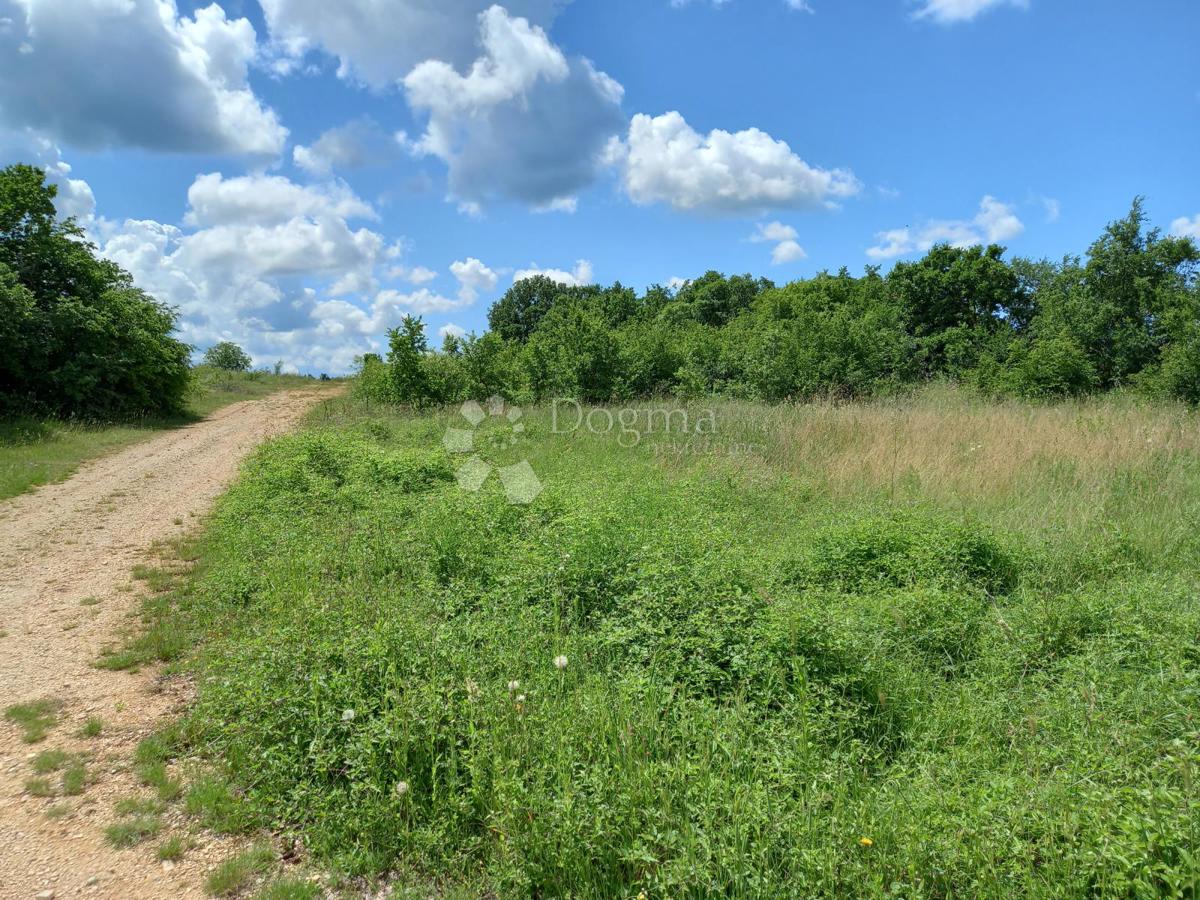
[{"left": 126, "top": 387, "right": 1200, "bottom": 896}]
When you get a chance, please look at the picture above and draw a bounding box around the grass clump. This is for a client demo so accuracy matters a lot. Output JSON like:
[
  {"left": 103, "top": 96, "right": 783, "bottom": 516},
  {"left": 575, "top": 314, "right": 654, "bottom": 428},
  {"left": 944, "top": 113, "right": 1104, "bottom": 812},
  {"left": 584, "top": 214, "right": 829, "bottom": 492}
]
[
  {"left": 61, "top": 760, "right": 87, "bottom": 795},
  {"left": 24, "top": 777, "right": 54, "bottom": 798},
  {"left": 104, "top": 815, "right": 161, "bottom": 849},
  {"left": 31, "top": 749, "right": 69, "bottom": 774},
  {"left": 204, "top": 844, "right": 274, "bottom": 897},
  {"left": 128, "top": 394, "right": 1200, "bottom": 896},
  {"left": 79, "top": 717, "right": 104, "bottom": 738},
  {"left": 4, "top": 698, "right": 59, "bottom": 742},
  {"left": 157, "top": 835, "right": 188, "bottom": 862},
  {"left": 254, "top": 878, "right": 321, "bottom": 900}
]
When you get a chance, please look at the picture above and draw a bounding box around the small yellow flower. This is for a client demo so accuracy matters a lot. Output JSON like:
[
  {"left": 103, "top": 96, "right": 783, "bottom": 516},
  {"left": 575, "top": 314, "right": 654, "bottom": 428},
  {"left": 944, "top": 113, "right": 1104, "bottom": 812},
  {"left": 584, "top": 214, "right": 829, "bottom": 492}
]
[
  {"left": 636, "top": 893, "right": 647, "bottom": 900},
  {"left": 859, "top": 837, "right": 873, "bottom": 847}
]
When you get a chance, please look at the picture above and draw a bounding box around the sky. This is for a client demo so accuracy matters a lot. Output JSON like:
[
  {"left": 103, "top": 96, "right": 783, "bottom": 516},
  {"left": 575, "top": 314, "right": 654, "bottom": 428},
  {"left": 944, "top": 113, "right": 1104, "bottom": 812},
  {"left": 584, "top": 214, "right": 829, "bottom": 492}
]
[{"left": 1, "top": 0, "right": 1198, "bottom": 374}]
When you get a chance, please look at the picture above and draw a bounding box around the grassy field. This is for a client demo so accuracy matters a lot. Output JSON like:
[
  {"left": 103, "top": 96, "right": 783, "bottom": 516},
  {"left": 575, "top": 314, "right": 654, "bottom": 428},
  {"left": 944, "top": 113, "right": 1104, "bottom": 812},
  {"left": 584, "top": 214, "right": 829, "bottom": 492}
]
[
  {"left": 130, "top": 386, "right": 1200, "bottom": 897},
  {"left": 0, "top": 369, "right": 318, "bottom": 502}
]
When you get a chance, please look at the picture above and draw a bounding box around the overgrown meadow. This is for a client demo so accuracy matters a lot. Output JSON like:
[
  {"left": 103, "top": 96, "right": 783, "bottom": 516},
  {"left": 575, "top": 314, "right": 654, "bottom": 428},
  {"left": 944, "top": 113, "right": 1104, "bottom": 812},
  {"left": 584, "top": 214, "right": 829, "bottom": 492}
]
[{"left": 151, "top": 388, "right": 1200, "bottom": 897}]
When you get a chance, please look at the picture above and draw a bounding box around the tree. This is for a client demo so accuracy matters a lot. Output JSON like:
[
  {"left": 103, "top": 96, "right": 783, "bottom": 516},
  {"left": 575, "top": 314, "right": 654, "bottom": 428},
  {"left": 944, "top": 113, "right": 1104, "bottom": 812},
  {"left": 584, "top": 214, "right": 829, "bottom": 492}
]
[
  {"left": 0, "top": 164, "right": 191, "bottom": 418},
  {"left": 386, "top": 315, "right": 430, "bottom": 404},
  {"left": 203, "top": 341, "right": 252, "bottom": 371},
  {"left": 488, "top": 276, "right": 574, "bottom": 343}
]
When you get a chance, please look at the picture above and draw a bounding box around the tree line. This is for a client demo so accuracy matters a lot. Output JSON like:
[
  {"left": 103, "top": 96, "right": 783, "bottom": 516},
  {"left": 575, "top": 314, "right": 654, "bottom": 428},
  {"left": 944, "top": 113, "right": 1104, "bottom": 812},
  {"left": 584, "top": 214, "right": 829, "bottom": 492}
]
[
  {"left": 360, "top": 200, "right": 1200, "bottom": 407},
  {"left": 1, "top": 164, "right": 191, "bottom": 418}
]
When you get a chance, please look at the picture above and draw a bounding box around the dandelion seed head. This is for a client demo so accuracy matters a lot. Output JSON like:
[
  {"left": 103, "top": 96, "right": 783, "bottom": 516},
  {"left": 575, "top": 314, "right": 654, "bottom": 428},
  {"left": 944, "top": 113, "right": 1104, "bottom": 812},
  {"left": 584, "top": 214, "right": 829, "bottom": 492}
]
[
  {"left": 507, "top": 679, "right": 520, "bottom": 693},
  {"left": 554, "top": 654, "right": 568, "bottom": 671},
  {"left": 341, "top": 708, "right": 355, "bottom": 722}
]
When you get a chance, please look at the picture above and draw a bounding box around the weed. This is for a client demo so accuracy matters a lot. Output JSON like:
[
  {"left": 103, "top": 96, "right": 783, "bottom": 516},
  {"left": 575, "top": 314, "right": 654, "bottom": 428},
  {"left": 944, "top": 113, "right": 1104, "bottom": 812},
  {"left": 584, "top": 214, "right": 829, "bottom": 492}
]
[
  {"left": 185, "top": 775, "right": 256, "bottom": 834},
  {"left": 31, "top": 749, "right": 69, "bottom": 774},
  {"left": 254, "top": 877, "right": 321, "bottom": 900},
  {"left": 4, "top": 699, "right": 59, "bottom": 742},
  {"left": 79, "top": 717, "right": 104, "bottom": 738},
  {"left": 80, "top": 596, "right": 102, "bottom": 606},
  {"left": 104, "top": 816, "right": 160, "bottom": 848},
  {"left": 157, "top": 835, "right": 188, "bottom": 862},
  {"left": 24, "top": 777, "right": 54, "bottom": 797},
  {"left": 61, "top": 760, "right": 86, "bottom": 796},
  {"left": 204, "top": 844, "right": 274, "bottom": 897}
]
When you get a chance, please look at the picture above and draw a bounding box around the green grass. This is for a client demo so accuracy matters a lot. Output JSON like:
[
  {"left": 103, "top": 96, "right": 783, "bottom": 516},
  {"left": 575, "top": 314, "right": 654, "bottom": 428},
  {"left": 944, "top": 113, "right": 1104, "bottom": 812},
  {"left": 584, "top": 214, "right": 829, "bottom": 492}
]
[
  {"left": 157, "top": 835, "right": 188, "bottom": 862},
  {"left": 104, "top": 815, "right": 161, "bottom": 848},
  {"left": 79, "top": 717, "right": 104, "bottom": 738},
  {"left": 121, "top": 388, "right": 1200, "bottom": 897},
  {"left": 0, "top": 370, "right": 327, "bottom": 502},
  {"left": 204, "top": 844, "right": 275, "bottom": 897},
  {"left": 4, "top": 698, "right": 59, "bottom": 742},
  {"left": 254, "top": 878, "right": 321, "bottom": 900},
  {"left": 24, "top": 777, "right": 55, "bottom": 797},
  {"left": 31, "top": 749, "right": 70, "bottom": 774},
  {"left": 61, "top": 760, "right": 87, "bottom": 795}
]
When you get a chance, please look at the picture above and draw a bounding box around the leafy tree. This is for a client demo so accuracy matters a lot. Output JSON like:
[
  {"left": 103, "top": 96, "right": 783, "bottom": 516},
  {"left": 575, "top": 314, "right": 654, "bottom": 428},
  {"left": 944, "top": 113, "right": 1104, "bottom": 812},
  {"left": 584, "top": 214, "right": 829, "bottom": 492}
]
[
  {"left": 488, "top": 276, "right": 574, "bottom": 343},
  {"left": 386, "top": 315, "right": 431, "bottom": 405},
  {"left": 203, "top": 341, "right": 252, "bottom": 372},
  {"left": 0, "top": 164, "right": 190, "bottom": 418}
]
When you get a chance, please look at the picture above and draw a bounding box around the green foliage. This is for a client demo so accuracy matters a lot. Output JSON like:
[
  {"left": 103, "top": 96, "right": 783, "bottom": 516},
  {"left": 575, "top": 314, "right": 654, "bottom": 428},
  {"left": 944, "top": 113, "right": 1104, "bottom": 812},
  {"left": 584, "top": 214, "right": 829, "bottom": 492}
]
[
  {"left": 135, "top": 396, "right": 1200, "bottom": 896},
  {"left": 0, "top": 164, "right": 192, "bottom": 418},
  {"left": 360, "top": 201, "right": 1198, "bottom": 409},
  {"left": 205, "top": 844, "right": 275, "bottom": 897},
  {"left": 203, "top": 341, "right": 252, "bottom": 372},
  {"left": 4, "top": 698, "right": 59, "bottom": 742}
]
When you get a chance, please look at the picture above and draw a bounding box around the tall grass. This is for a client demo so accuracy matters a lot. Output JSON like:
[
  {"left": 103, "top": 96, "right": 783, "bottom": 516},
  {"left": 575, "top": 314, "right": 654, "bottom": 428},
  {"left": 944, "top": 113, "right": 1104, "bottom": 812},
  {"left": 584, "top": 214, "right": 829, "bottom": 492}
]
[{"left": 152, "top": 387, "right": 1200, "bottom": 896}]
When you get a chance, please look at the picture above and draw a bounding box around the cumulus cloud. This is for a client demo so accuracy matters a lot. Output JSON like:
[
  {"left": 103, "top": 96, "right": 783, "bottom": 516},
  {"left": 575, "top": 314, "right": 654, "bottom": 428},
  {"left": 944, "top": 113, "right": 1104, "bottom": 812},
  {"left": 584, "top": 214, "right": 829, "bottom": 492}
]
[
  {"left": 388, "top": 265, "right": 439, "bottom": 285},
  {"left": 1169, "top": 215, "right": 1200, "bottom": 241},
  {"left": 450, "top": 257, "right": 499, "bottom": 302},
  {"left": 0, "top": 128, "right": 95, "bottom": 220},
  {"left": 0, "top": 0, "right": 285, "bottom": 155},
  {"left": 439, "top": 322, "right": 468, "bottom": 341},
  {"left": 93, "top": 172, "right": 412, "bottom": 374},
  {"left": 866, "top": 195, "right": 1024, "bottom": 260},
  {"left": 293, "top": 118, "right": 406, "bottom": 175},
  {"left": 610, "top": 111, "right": 859, "bottom": 215},
  {"left": 913, "top": 0, "right": 1028, "bottom": 24},
  {"left": 513, "top": 259, "right": 594, "bottom": 286},
  {"left": 403, "top": 6, "right": 625, "bottom": 210},
  {"left": 750, "top": 221, "right": 807, "bottom": 264},
  {"left": 260, "top": 0, "right": 565, "bottom": 88}
]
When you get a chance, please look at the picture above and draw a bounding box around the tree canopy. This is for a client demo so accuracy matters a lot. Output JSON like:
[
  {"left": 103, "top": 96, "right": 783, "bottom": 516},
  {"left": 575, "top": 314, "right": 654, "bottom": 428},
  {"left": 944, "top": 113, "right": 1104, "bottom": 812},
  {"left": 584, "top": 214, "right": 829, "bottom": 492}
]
[
  {"left": 361, "top": 200, "right": 1200, "bottom": 408},
  {"left": 0, "top": 164, "right": 191, "bottom": 418}
]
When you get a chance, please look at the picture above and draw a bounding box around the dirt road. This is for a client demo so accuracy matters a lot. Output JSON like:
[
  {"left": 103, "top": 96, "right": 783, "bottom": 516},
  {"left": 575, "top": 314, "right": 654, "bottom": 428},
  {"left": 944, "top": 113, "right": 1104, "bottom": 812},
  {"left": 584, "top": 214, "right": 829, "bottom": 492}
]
[{"left": 0, "top": 390, "right": 330, "bottom": 899}]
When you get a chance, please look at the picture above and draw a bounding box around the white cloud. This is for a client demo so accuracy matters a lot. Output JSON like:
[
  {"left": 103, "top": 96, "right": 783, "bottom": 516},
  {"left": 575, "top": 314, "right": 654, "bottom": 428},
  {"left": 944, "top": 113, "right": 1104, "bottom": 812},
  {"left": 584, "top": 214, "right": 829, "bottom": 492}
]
[
  {"left": 183, "top": 172, "right": 376, "bottom": 227},
  {"left": 913, "top": 0, "right": 1028, "bottom": 24},
  {"left": 293, "top": 118, "right": 404, "bottom": 175},
  {"left": 389, "top": 265, "right": 439, "bottom": 285},
  {"left": 673, "top": 0, "right": 812, "bottom": 9},
  {"left": 611, "top": 111, "right": 859, "bottom": 215},
  {"left": 0, "top": 128, "right": 94, "bottom": 220},
  {"left": 259, "top": 0, "right": 564, "bottom": 89},
  {"left": 514, "top": 259, "right": 594, "bottom": 286},
  {"left": 402, "top": 6, "right": 625, "bottom": 210},
  {"left": 439, "top": 322, "right": 468, "bottom": 341},
  {"left": 0, "top": 0, "right": 285, "bottom": 155},
  {"left": 450, "top": 257, "right": 499, "bottom": 302},
  {"left": 750, "top": 221, "right": 807, "bottom": 265},
  {"left": 866, "top": 195, "right": 1024, "bottom": 260},
  {"left": 667, "top": 276, "right": 689, "bottom": 291},
  {"left": 1040, "top": 196, "right": 1061, "bottom": 223},
  {"left": 92, "top": 171, "right": 410, "bottom": 374},
  {"left": 1169, "top": 215, "right": 1200, "bottom": 241}
]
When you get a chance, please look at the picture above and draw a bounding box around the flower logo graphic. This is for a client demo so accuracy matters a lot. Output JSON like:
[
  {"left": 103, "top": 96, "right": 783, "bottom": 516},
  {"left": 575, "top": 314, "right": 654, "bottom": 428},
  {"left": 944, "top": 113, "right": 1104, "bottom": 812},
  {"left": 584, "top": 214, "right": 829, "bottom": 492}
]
[{"left": 442, "top": 395, "right": 543, "bottom": 504}]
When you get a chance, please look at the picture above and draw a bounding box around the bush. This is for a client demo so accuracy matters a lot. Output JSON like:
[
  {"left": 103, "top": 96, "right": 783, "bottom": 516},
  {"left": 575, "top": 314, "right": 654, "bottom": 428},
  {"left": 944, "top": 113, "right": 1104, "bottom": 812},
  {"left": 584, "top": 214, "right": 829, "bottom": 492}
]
[
  {"left": 0, "top": 164, "right": 191, "bottom": 418},
  {"left": 203, "top": 341, "right": 252, "bottom": 372}
]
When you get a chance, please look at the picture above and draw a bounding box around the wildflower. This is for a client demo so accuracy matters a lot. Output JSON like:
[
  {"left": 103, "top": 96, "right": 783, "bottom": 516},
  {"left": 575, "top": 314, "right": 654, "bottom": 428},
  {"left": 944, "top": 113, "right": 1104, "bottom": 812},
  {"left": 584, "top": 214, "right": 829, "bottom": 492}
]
[
  {"left": 515, "top": 694, "right": 526, "bottom": 704},
  {"left": 395, "top": 780, "right": 409, "bottom": 797},
  {"left": 859, "top": 837, "right": 873, "bottom": 847},
  {"left": 554, "top": 654, "right": 569, "bottom": 671},
  {"left": 341, "top": 708, "right": 355, "bottom": 722},
  {"left": 465, "top": 679, "right": 481, "bottom": 700},
  {"left": 507, "top": 679, "right": 520, "bottom": 693},
  {"left": 637, "top": 893, "right": 647, "bottom": 900}
]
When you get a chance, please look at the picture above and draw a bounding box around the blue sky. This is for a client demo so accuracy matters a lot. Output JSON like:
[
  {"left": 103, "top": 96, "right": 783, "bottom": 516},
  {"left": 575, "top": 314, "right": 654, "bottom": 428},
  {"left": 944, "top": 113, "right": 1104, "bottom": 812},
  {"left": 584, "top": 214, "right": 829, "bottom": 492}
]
[{"left": 1, "top": 0, "right": 1197, "bottom": 373}]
